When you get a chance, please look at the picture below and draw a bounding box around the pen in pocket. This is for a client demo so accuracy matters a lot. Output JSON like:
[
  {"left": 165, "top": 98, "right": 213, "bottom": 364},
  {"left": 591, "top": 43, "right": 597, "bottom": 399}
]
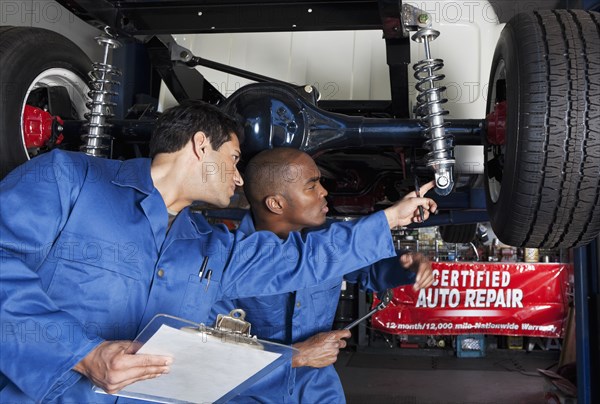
[
  {"left": 198, "top": 256, "right": 209, "bottom": 279},
  {"left": 205, "top": 270, "right": 213, "bottom": 291}
]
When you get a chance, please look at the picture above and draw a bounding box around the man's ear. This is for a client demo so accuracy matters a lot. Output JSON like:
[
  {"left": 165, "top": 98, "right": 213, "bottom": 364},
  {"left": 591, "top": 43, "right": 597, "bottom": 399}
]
[
  {"left": 191, "top": 131, "right": 209, "bottom": 159},
  {"left": 265, "top": 195, "right": 285, "bottom": 215}
]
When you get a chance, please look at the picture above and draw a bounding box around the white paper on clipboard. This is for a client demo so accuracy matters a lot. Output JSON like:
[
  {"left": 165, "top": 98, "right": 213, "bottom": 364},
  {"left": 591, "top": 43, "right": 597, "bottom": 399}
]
[{"left": 94, "top": 314, "right": 295, "bottom": 404}]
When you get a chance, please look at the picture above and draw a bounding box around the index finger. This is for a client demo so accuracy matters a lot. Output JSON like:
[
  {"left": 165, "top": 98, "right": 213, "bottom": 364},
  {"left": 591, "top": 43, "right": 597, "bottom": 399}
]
[
  {"left": 419, "top": 180, "right": 436, "bottom": 195},
  {"left": 331, "top": 329, "right": 352, "bottom": 339}
]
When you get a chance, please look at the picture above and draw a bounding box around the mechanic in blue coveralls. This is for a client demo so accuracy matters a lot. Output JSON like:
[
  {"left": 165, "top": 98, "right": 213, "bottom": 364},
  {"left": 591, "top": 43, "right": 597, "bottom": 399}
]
[
  {"left": 211, "top": 148, "right": 435, "bottom": 403},
  {"left": 0, "top": 102, "right": 437, "bottom": 403}
]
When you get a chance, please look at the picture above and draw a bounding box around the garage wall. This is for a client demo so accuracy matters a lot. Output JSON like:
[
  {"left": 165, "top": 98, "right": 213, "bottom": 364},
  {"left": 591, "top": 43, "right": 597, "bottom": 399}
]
[{"left": 172, "top": 30, "right": 389, "bottom": 100}]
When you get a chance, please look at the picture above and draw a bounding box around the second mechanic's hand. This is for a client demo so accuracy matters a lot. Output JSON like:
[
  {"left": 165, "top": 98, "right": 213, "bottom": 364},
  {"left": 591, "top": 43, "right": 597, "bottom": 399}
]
[
  {"left": 383, "top": 180, "right": 437, "bottom": 228},
  {"left": 73, "top": 340, "right": 172, "bottom": 394},
  {"left": 400, "top": 252, "right": 434, "bottom": 290},
  {"left": 291, "top": 330, "right": 351, "bottom": 369}
]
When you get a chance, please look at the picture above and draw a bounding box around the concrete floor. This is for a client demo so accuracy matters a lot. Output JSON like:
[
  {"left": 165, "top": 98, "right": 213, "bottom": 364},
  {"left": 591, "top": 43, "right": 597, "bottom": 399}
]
[{"left": 334, "top": 347, "right": 559, "bottom": 404}]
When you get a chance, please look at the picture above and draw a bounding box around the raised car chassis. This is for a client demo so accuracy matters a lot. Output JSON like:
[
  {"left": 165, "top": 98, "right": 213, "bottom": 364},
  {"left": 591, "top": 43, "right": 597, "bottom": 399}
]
[{"left": 54, "top": 0, "right": 489, "bottom": 224}]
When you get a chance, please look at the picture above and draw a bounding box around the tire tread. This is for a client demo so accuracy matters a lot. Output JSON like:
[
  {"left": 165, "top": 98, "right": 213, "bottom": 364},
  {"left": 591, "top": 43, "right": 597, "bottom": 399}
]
[{"left": 486, "top": 10, "right": 600, "bottom": 248}]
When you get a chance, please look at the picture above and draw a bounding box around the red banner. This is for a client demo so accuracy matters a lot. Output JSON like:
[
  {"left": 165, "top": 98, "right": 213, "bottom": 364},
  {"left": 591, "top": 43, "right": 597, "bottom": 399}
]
[{"left": 371, "top": 262, "right": 572, "bottom": 338}]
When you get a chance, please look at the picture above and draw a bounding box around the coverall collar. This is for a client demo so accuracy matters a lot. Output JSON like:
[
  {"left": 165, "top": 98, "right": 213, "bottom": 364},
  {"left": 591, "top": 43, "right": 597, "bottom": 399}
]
[
  {"left": 177, "top": 208, "right": 213, "bottom": 237},
  {"left": 111, "top": 157, "right": 155, "bottom": 194},
  {"left": 109, "top": 159, "right": 215, "bottom": 236},
  {"left": 237, "top": 212, "right": 256, "bottom": 236},
  {"left": 110, "top": 158, "right": 169, "bottom": 250}
]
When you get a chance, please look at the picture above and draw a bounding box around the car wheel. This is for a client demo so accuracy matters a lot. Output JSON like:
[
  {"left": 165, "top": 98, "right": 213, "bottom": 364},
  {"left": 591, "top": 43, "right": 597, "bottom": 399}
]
[
  {"left": 484, "top": 10, "right": 600, "bottom": 249},
  {"left": 0, "top": 27, "right": 91, "bottom": 178},
  {"left": 439, "top": 223, "right": 477, "bottom": 244}
]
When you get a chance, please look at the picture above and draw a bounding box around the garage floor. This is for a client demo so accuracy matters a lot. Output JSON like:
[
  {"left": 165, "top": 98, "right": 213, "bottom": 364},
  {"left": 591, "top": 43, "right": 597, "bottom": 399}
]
[{"left": 334, "top": 345, "right": 559, "bottom": 404}]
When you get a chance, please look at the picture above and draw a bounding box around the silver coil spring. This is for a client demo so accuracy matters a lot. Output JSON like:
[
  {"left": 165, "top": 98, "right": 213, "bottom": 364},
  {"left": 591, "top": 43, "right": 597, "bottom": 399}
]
[
  {"left": 412, "top": 28, "right": 454, "bottom": 195},
  {"left": 81, "top": 27, "right": 122, "bottom": 157}
]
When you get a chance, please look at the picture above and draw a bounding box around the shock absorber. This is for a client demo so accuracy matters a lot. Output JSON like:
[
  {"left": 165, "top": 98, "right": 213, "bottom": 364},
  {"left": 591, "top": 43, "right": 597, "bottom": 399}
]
[
  {"left": 411, "top": 23, "right": 454, "bottom": 196},
  {"left": 82, "top": 27, "right": 122, "bottom": 157}
]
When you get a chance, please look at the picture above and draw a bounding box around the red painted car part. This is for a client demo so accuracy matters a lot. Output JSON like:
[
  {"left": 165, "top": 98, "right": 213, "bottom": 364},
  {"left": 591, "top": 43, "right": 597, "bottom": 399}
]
[
  {"left": 486, "top": 101, "right": 506, "bottom": 145},
  {"left": 22, "top": 105, "right": 64, "bottom": 148}
]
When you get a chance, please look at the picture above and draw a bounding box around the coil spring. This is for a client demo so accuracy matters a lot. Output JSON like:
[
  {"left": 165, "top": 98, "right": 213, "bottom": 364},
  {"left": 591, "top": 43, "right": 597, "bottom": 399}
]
[
  {"left": 81, "top": 27, "right": 122, "bottom": 157},
  {"left": 412, "top": 28, "right": 454, "bottom": 195}
]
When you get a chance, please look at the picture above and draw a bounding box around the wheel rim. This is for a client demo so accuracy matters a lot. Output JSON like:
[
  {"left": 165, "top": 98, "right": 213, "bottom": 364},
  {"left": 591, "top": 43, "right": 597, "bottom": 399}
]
[
  {"left": 19, "top": 68, "right": 89, "bottom": 158},
  {"left": 486, "top": 59, "right": 507, "bottom": 204}
]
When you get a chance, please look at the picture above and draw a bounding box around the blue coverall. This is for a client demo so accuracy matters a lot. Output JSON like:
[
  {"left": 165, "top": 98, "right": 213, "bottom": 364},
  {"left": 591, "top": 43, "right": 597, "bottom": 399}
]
[
  {"left": 0, "top": 150, "right": 396, "bottom": 403},
  {"left": 211, "top": 213, "right": 416, "bottom": 403}
]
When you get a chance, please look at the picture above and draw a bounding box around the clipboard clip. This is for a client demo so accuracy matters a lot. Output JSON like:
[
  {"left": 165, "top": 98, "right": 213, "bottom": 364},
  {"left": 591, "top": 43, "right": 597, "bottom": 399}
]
[
  {"left": 201, "top": 309, "right": 265, "bottom": 350},
  {"left": 215, "top": 309, "right": 252, "bottom": 337}
]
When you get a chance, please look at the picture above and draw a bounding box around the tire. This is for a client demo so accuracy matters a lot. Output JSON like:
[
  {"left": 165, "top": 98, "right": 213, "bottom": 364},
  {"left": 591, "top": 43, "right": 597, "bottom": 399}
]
[
  {"left": 439, "top": 223, "right": 477, "bottom": 244},
  {"left": 484, "top": 10, "right": 600, "bottom": 249},
  {"left": 0, "top": 27, "right": 91, "bottom": 178}
]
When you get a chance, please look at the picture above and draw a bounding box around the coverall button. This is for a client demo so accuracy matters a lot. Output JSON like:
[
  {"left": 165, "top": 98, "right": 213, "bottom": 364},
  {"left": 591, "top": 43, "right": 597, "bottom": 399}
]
[
  {"left": 296, "top": 302, "right": 301, "bottom": 308},
  {"left": 157, "top": 268, "right": 165, "bottom": 277}
]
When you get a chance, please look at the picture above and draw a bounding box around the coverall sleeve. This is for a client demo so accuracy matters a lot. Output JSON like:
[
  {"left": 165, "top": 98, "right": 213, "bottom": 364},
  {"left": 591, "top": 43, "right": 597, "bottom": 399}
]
[
  {"left": 343, "top": 254, "right": 417, "bottom": 293},
  {"left": 0, "top": 152, "right": 104, "bottom": 401},
  {"left": 221, "top": 211, "right": 397, "bottom": 299}
]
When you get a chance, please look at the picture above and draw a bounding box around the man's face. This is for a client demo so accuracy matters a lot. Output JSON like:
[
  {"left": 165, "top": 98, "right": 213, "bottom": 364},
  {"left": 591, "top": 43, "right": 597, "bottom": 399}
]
[
  {"left": 281, "top": 153, "right": 329, "bottom": 229},
  {"left": 201, "top": 135, "right": 243, "bottom": 208}
]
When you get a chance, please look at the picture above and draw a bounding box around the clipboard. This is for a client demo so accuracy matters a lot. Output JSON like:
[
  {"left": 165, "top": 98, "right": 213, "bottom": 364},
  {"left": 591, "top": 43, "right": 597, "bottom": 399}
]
[{"left": 95, "top": 311, "right": 295, "bottom": 403}]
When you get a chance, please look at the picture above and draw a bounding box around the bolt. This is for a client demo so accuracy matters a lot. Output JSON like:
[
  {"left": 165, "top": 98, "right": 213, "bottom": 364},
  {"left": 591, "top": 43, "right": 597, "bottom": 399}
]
[
  {"left": 418, "top": 14, "right": 429, "bottom": 25},
  {"left": 437, "top": 175, "right": 449, "bottom": 188}
]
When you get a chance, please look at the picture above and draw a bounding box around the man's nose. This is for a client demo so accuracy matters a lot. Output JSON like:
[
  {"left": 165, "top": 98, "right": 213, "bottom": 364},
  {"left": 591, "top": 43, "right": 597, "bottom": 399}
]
[
  {"left": 234, "top": 169, "right": 244, "bottom": 186},
  {"left": 320, "top": 183, "right": 328, "bottom": 198}
]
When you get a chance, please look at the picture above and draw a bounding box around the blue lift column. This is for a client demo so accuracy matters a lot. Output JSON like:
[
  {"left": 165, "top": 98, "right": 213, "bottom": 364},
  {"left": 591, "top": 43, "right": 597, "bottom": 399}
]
[{"left": 573, "top": 237, "right": 599, "bottom": 404}]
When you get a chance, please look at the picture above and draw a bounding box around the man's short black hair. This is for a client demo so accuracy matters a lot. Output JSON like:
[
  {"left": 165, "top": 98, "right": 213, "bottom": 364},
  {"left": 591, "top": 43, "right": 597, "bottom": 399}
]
[
  {"left": 149, "top": 101, "right": 242, "bottom": 158},
  {"left": 244, "top": 147, "right": 306, "bottom": 205}
]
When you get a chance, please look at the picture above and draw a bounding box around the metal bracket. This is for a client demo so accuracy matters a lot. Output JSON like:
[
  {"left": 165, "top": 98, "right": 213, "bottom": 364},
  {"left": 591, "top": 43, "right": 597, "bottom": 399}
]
[
  {"left": 379, "top": 2, "right": 432, "bottom": 39},
  {"left": 401, "top": 3, "right": 432, "bottom": 34},
  {"left": 144, "top": 35, "right": 224, "bottom": 103}
]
